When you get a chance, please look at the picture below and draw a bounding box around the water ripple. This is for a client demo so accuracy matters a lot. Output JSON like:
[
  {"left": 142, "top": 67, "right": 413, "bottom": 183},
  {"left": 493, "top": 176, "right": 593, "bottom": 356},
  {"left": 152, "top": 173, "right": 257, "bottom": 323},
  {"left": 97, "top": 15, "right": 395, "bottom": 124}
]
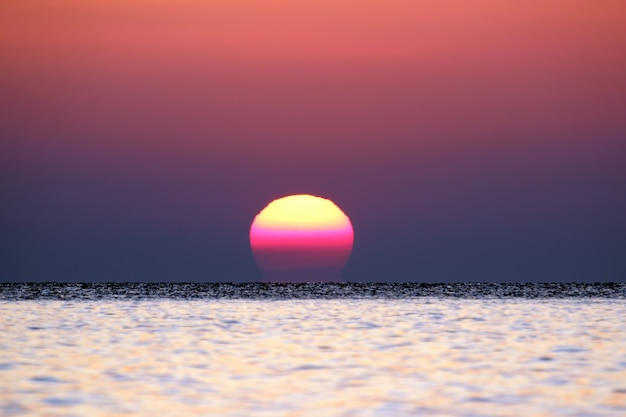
[{"left": 1, "top": 298, "right": 625, "bottom": 416}]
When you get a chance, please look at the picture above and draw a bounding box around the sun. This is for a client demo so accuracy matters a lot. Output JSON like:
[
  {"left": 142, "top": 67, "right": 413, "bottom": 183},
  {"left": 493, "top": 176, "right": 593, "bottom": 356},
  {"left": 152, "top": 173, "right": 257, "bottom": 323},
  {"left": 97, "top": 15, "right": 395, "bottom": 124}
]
[{"left": 250, "top": 194, "right": 354, "bottom": 282}]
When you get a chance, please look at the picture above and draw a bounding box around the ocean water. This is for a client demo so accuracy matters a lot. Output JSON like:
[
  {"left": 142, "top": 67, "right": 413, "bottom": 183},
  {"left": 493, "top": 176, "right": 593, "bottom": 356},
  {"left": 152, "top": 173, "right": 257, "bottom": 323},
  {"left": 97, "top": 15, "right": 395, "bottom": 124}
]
[{"left": 1, "top": 284, "right": 626, "bottom": 416}]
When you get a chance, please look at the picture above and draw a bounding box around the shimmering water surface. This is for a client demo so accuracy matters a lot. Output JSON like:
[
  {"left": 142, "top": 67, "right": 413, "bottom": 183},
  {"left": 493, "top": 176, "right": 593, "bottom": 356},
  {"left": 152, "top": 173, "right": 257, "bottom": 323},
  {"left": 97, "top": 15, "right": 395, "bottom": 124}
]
[{"left": 2, "top": 297, "right": 626, "bottom": 416}]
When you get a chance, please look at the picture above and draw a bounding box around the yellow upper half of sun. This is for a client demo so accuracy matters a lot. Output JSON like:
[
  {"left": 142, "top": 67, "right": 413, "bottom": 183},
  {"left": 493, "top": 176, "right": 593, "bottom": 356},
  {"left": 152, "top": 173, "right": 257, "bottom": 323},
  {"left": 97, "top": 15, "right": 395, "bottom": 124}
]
[{"left": 252, "top": 194, "right": 352, "bottom": 231}]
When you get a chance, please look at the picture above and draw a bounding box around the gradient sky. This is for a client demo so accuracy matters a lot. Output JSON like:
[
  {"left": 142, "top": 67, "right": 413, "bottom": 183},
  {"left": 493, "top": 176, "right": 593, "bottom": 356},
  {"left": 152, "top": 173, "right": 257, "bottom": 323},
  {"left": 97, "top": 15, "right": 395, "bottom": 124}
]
[{"left": 2, "top": 0, "right": 625, "bottom": 282}]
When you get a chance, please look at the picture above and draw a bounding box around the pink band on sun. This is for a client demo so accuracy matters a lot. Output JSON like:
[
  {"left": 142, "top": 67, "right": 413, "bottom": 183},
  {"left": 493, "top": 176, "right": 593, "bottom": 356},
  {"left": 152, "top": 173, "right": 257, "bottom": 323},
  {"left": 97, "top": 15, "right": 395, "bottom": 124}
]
[{"left": 250, "top": 194, "right": 354, "bottom": 281}]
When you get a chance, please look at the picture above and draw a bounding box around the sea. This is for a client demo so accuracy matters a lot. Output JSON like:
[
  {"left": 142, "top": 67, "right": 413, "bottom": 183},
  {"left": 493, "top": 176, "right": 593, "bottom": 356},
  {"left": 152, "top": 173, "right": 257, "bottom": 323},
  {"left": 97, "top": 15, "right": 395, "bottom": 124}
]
[{"left": 1, "top": 283, "right": 625, "bottom": 417}]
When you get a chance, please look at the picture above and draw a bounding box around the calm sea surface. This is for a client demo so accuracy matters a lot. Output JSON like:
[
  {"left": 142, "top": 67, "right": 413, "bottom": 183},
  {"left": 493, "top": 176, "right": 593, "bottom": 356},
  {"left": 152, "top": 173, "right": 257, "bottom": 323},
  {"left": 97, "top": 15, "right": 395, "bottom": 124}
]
[{"left": 2, "top": 289, "right": 626, "bottom": 416}]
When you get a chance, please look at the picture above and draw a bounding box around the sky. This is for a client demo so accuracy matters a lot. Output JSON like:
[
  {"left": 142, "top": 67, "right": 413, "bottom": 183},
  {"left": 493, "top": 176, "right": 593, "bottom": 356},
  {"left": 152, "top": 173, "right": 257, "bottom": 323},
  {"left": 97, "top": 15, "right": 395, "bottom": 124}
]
[{"left": 1, "top": 0, "right": 625, "bottom": 282}]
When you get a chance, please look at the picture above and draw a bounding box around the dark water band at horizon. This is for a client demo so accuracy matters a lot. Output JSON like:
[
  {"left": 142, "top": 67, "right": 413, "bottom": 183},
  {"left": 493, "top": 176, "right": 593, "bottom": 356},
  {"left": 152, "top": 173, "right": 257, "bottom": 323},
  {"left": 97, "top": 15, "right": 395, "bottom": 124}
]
[{"left": 2, "top": 282, "right": 625, "bottom": 300}]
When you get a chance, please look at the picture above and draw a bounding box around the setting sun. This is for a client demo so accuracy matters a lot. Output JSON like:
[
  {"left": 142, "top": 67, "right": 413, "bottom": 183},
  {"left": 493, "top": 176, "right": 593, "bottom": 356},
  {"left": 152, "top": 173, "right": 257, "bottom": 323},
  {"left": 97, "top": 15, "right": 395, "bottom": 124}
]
[{"left": 250, "top": 194, "right": 354, "bottom": 282}]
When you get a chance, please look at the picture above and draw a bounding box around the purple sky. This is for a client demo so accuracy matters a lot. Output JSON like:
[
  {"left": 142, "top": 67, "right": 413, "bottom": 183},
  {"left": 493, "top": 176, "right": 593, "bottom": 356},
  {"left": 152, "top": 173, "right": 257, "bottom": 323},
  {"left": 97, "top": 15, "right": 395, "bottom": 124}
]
[{"left": 2, "top": 0, "right": 625, "bottom": 282}]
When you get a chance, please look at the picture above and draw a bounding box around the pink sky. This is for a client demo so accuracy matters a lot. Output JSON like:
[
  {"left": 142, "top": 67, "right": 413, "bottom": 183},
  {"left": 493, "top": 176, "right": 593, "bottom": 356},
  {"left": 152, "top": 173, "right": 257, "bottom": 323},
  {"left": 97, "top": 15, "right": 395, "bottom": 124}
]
[{"left": 2, "top": 1, "right": 625, "bottom": 281}]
